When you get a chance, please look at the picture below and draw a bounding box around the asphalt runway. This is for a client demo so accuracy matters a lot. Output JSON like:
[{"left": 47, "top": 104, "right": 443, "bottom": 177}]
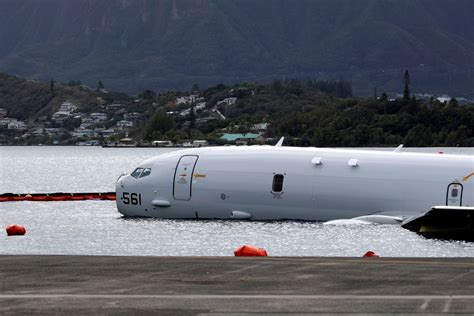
[{"left": 1, "top": 255, "right": 473, "bottom": 314}]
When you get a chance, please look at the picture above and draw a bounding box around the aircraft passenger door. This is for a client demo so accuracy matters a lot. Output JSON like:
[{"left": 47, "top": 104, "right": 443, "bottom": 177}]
[
  {"left": 173, "top": 155, "right": 199, "bottom": 201},
  {"left": 446, "top": 182, "right": 463, "bottom": 206}
]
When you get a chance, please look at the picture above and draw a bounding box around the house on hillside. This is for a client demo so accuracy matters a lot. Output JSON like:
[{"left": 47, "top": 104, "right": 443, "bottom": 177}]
[
  {"left": 2, "top": 118, "right": 27, "bottom": 130},
  {"left": 106, "top": 103, "right": 126, "bottom": 111},
  {"left": 100, "top": 128, "right": 116, "bottom": 138},
  {"left": 90, "top": 112, "right": 108, "bottom": 123},
  {"left": 0, "top": 118, "right": 9, "bottom": 128},
  {"left": 195, "top": 102, "right": 207, "bottom": 111},
  {"left": 176, "top": 94, "right": 200, "bottom": 105},
  {"left": 123, "top": 112, "right": 141, "bottom": 121},
  {"left": 252, "top": 123, "right": 269, "bottom": 135},
  {"left": 216, "top": 97, "right": 237, "bottom": 106},
  {"left": 72, "top": 128, "right": 96, "bottom": 138},
  {"left": 193, "top": 140, "right": 208, "bottom": 147},
  {"left": 116, "top": 120, "right": 133, "bottom": 130},
  {"left": 8, "top": 119, "right": 27, "bottom": 130},
  {"left": 52, "top": 111, "right": 72, "bottom": 124},
  {"left": 59, "top": 101, "right": 77, "bottom": 113}
]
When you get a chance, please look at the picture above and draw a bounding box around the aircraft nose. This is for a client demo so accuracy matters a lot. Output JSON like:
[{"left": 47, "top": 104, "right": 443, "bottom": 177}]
[{"left": 116, "top": 175, "right": 133, "bottom": 216}]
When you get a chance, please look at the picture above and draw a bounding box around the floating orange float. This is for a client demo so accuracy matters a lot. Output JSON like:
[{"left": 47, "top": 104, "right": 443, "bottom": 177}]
[
  {"left": 234, "top": 245, "right": 268, "bottom": 257},
  {"left": 362, "top": 251, "right": 379, "bottom": 258},
  {"left": 6, "top": 224, "right": 26, "bottom": 236}
]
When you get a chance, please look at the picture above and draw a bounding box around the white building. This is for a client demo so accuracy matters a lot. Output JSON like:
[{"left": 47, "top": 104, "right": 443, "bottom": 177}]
[
  {"left": 72, "top": 128, "right": 96, "bottom": 138},
  {"left": 217, "top": 97, "right": 237, "bottom": 106},
  {"left": 100, "top": 128, "right": 117, "bottom": 138},
  {"left": 7, "top": 119, "right": 27, "bottom": 130},
  {"left": 152, "top": 140, "right": 175, "bottom": 147},
  {"left": 117, "top": 120, "right": 134, "bottom": 130},
  {"left": 90, "top": 112, "right": 108, "bottom": 122},
  {"left": 180, "top": 108, "right": 191, "bottom": 116},
  {"left": 181, "top": 140, "right": 193, "bottom": 147},
  {"left": 31, "top": 128, "right": 46, "bottom": 136},
  {"left": 123, "top": 112, "right": 141, "bottom": 121},
  {"left": 176, "top": 94, "right": 200, "bottom": 105},
  {"left": 252, "top": 123, "right": 269, "bottom": 134},
  {"left": 0, "top": 118, "right": 9, "bottom": 127},
  {"left": 59, "top": 101, "right": 77, "bottom": 113},
  {"left": 437, "top": 96, "right": 451, "bottom": 103},
  {"left": 106, "top": 103, "right": 126, "bottom": 111},
  {"left": 44, "top": 128, "right": 63, "bottom": 136},
  {"left": 193, "top": 140, "right": 208, "bottom": 147},
  {"left": 80, "top": 118, "right": 93, "bottom": 125},
  {"left": 195, "top": 102, "right": 207, "bottom": 111},
  {"left": 52, "top": 111, "right": 73, "bottom": 123}
]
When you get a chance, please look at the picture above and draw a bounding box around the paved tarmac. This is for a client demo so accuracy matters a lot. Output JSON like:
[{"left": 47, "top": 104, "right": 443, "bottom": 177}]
[{"left": 1, "top": 255, "right": 474, "bottom": 315}]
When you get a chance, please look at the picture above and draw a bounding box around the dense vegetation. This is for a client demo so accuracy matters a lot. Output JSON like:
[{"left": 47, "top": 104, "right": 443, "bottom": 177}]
[
  {"left": 201, "top": 80, "right": 474, "bottom": 146},
  {"left": 1, "top": 72, "right": 473, "bottom": 146},
  {"left": 0, "top": 73, "right": 106, "bottom": 121},
  {"left": 267, "top": 92, "right": 474, "bottom": 147},
  {"left": 1, "top": 0, "right": 474, "bottom": 97},
  {"left": 133, "top": 79, "right": 474, "bottom": 147}
]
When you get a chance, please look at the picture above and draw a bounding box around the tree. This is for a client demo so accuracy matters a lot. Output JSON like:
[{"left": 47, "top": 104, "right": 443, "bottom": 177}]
[
  {"left": 189, "top": 104, "right": 196, "bottom": 129},
  {"left": 144, "top": 109, "right": 176, "bottom": 140},
  {"left": 192, "top": 83, "right": 200, "bottom": 93},
  {"left": 138, "top": 89, "right": 157, "bottom": 100},
  {"left": 67, "top": 80, "right": 82, "bottom": 86},
  {"left": 97, "top": 80, "right": 105, "bottom": 91},
  {"left": 448, "top": 97, "right": 459, "bottom": 107},
  {"left": 50, "top": 78, "right": 55, "bottom": 93},
  {"left": 403, "top": 70, "right": 410, "bottom": 101}
]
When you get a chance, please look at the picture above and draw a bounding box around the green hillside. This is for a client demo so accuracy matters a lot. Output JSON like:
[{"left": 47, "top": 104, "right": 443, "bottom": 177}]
[
  {"left": 0, "top": 0, "right": 473, "bottom": 96},
  {"left": 0, "top": 73, "right": 104, "bottom": 122},
  {"left": 1, "top": 72, "right": 473, "bottom": 147}
]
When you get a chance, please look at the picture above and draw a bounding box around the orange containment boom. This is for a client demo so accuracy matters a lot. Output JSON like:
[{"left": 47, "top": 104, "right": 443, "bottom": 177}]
[{"left": 0, "top": 192, "right": 116, "bottom": 202}]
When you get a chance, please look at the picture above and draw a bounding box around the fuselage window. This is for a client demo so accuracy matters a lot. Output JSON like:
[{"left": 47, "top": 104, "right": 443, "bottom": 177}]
[
  {"left": 131, "top": 168, "right": 143, "bottom": 179},
  {"left": 140, "top": 168, "right": 152, "bottom": 178},
  {"left": 272, "top": 174, "right": 284, "bottom": 192},
  {"left": 451, "top": 188, "right": 458, "bottom": 197}
]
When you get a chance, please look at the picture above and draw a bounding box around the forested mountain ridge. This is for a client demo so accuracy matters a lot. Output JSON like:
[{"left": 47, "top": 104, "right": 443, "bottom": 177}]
[{"left": 0, "top": 0, "right": 473, "bottom": 96}]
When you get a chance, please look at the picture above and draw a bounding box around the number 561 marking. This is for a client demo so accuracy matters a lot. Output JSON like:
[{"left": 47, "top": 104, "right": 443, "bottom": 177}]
[{"left": 122, "top": 192, "right": 142, "bottom": 205}]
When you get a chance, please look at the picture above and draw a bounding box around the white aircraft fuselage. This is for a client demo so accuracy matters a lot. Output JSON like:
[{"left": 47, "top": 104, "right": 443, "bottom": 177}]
[{"left": 116, "top": 146, "right": 473, "bottom": 220}]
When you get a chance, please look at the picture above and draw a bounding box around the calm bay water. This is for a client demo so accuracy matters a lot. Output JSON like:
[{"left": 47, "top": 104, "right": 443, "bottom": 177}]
[{"left": 1, "top": 146, "right": 473, "bottom": 257}]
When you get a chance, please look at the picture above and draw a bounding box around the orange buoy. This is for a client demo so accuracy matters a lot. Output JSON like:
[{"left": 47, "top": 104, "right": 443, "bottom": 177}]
[
  {"left": 6, "top": 224, "right": 26, "bottom": 236},
  {"left": 234, "top": 245, "right": 268, "bottom": 257},
  {"left": 362, "top": 251, "right": 379, "bottom": 258}
]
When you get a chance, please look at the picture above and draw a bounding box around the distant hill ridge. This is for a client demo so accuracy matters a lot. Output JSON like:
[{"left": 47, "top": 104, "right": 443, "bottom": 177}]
[{"left": 0, "top": 0, "right": 473, "bottom": 96}]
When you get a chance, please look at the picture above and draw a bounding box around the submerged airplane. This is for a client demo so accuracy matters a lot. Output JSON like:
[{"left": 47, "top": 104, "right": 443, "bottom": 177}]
[{"left": 116, "top": 142, "right": 474, "bottom": 239}]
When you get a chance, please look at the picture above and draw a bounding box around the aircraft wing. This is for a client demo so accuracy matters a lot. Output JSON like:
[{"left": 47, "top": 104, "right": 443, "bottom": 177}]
[{"left": 401, "top": 206, "right": 474, "bottom": 241}]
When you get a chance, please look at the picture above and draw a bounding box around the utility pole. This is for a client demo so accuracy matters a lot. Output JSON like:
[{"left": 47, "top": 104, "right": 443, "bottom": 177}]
[{"left": 403, "top": 70, "right": 410, "bottom": 101}]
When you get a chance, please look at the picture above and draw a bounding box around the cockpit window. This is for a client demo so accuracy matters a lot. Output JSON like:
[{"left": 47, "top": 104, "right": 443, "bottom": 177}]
[
  {"left": 139, "top": 168, "right": 152, "bottom": 178},
  {"left": 131, "top": 168, "right": 143, "bottom": 179}
]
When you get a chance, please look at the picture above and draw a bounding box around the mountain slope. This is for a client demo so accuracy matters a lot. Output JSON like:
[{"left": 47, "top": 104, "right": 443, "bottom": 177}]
[{"left": 0, "top": 0, "right": 473, "bottom": 96}]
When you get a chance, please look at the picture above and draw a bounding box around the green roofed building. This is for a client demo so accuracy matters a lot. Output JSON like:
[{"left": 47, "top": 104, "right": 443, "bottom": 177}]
[{"left": 220, "top": 133, "right": 263, "bottom": 145}]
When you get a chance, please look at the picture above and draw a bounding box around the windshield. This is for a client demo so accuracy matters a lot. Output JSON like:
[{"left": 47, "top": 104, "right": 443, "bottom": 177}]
[
  {"left": 140, "top": 168, "right": 152, "bottom": 178},
  {"left": 131, "top": 168, "right": 143, "bottom": 178}
]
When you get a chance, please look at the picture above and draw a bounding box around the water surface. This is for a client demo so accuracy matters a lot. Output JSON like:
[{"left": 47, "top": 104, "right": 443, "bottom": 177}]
[{"left": 1, "top": 146, "right": 473, "bottom": 257}]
